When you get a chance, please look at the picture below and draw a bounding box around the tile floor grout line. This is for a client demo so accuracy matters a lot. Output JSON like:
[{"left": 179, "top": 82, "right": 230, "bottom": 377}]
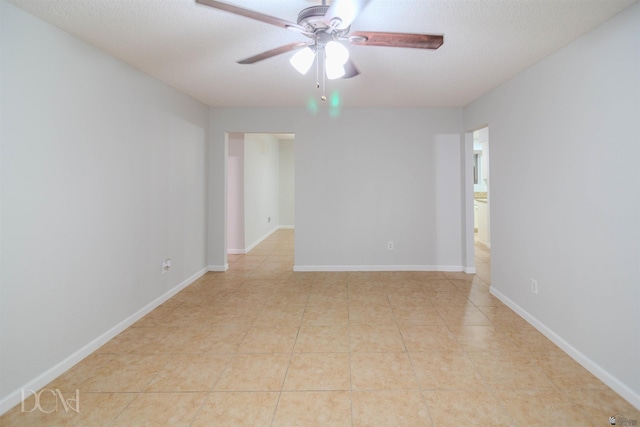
[{"left": 393, "top": 289, "right": 437, "bottom": 427}]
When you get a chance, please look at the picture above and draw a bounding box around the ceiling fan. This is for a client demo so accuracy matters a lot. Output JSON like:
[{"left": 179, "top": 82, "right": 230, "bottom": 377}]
[{"left": 196, "top": 0, "right": 443, "bottom": 83}]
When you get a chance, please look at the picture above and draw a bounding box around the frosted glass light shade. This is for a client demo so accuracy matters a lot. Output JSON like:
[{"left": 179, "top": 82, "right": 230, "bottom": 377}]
[
  {"left": 325, "top": 59, "right": 345, "bottom": 79},
  {"left": 290, "top": 47, "right": 315, "bottom": 75},
  {"left": 325, "top": 41, "right": 349, "bottom": 65},
  {"left": 324, "top": 41, "right": 349, "bottom": 80}
]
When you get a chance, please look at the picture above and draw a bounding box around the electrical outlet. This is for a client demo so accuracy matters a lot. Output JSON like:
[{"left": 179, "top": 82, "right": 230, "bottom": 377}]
[
  {"left": 531, "top": 279, "right": 538, "bottom": 295},
  {"left": 162, "top": 259, "right": 172, "bottom": 274},
  {"left": 387, "top": 241, "right": 394, "bottom": 250}
]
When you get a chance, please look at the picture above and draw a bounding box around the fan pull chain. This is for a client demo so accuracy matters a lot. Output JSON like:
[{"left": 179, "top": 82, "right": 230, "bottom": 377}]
[
  {"left": 321, "top": 57, "right": 327, "bottom": 101},
  {"left": 316, "top": 46, "right": 320, "bottom": 90},
  {"left": 318, "top": 50, "right": 326, "bottom": 101}
]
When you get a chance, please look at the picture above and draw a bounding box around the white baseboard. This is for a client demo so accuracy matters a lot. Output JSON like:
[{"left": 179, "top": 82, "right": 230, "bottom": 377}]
[
  {"left": 208, "top": 264, "right": 228, "bottom": 272},
  {"left": 293, "top": 265, "right": 465, "bottom": 272},
  {"left": 244, "top": 228, "right": 278, "bottom": 253},
  {"left": 0, "top": 267, "right": 208, "bottom": 416},
  {"left": 227, "top": 249, "right": 246, "bottom": 255},
  {"left": 278, "top": 225, "right": 295, "bottom": 229},
  {"left": 463, "top": 266, "right": 477, "bottom": 274},
  {"left": 490, "top": 287, "right": 640, "bottom": 410}
]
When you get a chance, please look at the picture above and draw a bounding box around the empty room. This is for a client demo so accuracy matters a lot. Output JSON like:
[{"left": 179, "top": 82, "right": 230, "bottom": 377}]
[{"left": 1, "top": 0, "right": 639, "bottom": 425}]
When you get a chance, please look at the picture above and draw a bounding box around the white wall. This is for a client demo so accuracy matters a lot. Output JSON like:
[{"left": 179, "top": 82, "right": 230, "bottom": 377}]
[
  {"left": 243, "top": 133, "right": 280, "bottom": 249},
  {"left": 226, "top": 133, "right": 245, "bottom": 252},
  {"left": 0, "top": 0, "right": 209, "bottom": 413},
  {"left": 279, "top": 139, "right": 295, "bottom": 227},
  {"left": 464, "top": 3, "right": 640, "bottom": 408},
  {"left": 208, "top": 108, "right": 465, "bottom": 271}
]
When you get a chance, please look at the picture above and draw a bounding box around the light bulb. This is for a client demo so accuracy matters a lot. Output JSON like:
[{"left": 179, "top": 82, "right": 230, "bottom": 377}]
[{"left": 289, "top": 47, "right": 315, "bottom": 75}]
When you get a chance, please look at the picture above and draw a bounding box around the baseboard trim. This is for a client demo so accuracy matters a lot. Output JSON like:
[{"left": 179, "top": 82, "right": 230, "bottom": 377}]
[
  {"left": 490, "top": 287, "right": 640, "bottom": 410},
  {"left": 293, "top": 265, "right": 465, "bottom": 272},
  {"left": 278, "top": 225, "right": 295, "bottom": 229},
  {"left": 227, "top": 249, "right": 246, "bottom": 255},
  {"left": 0, "top": 267, "right": 208, "bottom": 416},
  {"left": 244, "top": 228, "right": 279, "bottom": 254},
  {"left": 463, "top": 266, "right": 477, "bottom": 274},
  {"left": 208, "top": 264, "right": 228, "bottom": 272}
]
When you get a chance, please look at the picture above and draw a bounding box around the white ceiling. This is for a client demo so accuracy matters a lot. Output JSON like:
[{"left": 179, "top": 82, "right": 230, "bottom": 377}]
[{"left": 8, "top": 0, "right": 637, "bottom": 108}]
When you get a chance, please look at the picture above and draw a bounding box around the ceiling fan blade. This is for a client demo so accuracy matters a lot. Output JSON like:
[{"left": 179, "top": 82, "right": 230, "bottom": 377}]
[
  {"left": 341, "top": 59, "right": 359, "bottom": 79},
  {"left": 324, "top": 0, "right": 371, "bottom": 30},
  {"left": 196, "top": 0, "right": 306, "bottom": 32},
  {"left": 237, "top": 42, "right": 308, "bottom": 64},
  {"left": 349, "top": 31, "right": 444, "bottom": 49}
]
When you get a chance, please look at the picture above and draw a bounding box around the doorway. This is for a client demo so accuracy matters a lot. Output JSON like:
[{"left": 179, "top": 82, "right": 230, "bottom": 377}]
[
  {"left": 226, "top": 132, "right": 295, "bottom": 256},
  {"left": 470, "top": 126, "right": 491, "bottom": 284}
]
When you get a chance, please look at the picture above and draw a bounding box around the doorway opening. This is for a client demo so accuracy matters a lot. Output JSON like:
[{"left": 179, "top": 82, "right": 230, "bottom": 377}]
[
  {"left": 469, "top": 126, "right": 491, "bottom": 284},
  {"left": 226, "top": 132, "right": 295, "bottom": 271}
]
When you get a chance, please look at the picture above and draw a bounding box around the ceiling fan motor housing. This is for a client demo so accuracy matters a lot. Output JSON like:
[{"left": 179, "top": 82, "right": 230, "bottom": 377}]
[{"left": 297, "top": 5, "right": 349, "bottom": 36}]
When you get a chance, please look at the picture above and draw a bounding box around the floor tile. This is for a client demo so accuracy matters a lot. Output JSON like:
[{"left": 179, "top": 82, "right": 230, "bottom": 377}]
[
  {"left": 78, "top": 354, "right": 170, "bottom": 392},
  {"left": 213, "top": 354, "right": 290, "bottom": 391},
  {"left": 352, "top": 390, "right": 432, "bottom": 426},
  {"left": 272, "top": 391, "right": 352, "bottom": 427},
  {"left": 302, "top": 302, "right": 349, "bottom": 326},
  {"left": 294, "top": 325, "right": 349, "bottom": 353},
  {"left": 399, "top": 325, "right": 462, "bottom": 352},
  {"left": 348, "top": 304, "right": 396, "bottom": 325},
  {"left": 179, "top": 326, "right": 249, "bottom": 353},
  {"left": 436, "top": 306, "right": 492, "bottom": 326},
  {"left": 496, "top": 389, "right": 595, "bottom": 427},
  {"left": 351, "top": 352, "right": 419, "bottom": 390},
  {"left": 424, "top": 390, "right": 512, "bottom": 426},
  {"left": 191, "top": 392, "right": 279, "bottom": 427},
  {"left": 144, "top": 353, "right": 230, "bottom": 391},
  {"left": 253, "top": 304, "right": 306, "bottom": 326},
  {"left": 565, "top": 387, "right": 640, "bottom": 426},
  {"left": 237, "top": 326, "right": 299, "bottom": 353},
  {"left": 466, "top": 351, "right": 556, "bottom": 390},
  {"left": 532, "top": 352, "right": 608, "bottom": 390},
  {"left": 283, "top": 353, "right": 350, "bottom": 391},
  {"left": 386, "top": 292, "right": 433, "bottom": 309},
  {"left": 410, "top": 351, "right": 485, "bottom": 390},
  {"left": 349, "top": 324, "right": 406, "bottom": 352},
  {"left": 392, "top": 306, "right": 446, "bottom": 326},
  {"left": 111, "top": 392, "right": 206, "bottom": 427},
  {"left": 450, "top": 325, "right": 517, "bottom": 352}
]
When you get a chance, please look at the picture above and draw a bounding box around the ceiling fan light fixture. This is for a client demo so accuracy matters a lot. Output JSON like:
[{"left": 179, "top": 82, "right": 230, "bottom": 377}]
[
  {"left": 198, "top": 0, "right": 444, "bottom": 86},
  {"left": 290, "top": 46, "right": 315, "bottom": 74}
]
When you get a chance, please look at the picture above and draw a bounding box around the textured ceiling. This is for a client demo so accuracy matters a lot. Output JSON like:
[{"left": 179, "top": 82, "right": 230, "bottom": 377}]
[{"left": 8, "top": 0, "right": 638, "bottom": 107}]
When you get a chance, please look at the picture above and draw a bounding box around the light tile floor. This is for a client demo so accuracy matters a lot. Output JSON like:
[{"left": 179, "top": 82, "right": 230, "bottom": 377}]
[{"left": 2, "top": 229, "right": 638, "bottom": 426}]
